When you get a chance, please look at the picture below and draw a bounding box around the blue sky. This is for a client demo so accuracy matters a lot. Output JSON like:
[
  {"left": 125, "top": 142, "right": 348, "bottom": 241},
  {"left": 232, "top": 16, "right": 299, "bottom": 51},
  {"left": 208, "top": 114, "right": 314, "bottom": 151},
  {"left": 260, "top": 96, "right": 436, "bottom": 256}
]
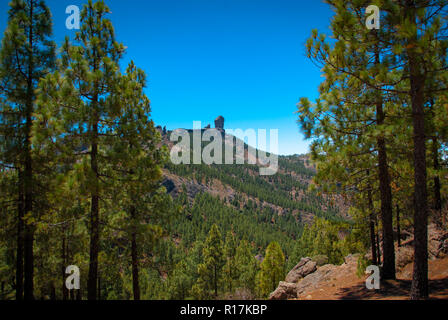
[{"left": 0, "top": 0, "right": 334, "bottom": 155}]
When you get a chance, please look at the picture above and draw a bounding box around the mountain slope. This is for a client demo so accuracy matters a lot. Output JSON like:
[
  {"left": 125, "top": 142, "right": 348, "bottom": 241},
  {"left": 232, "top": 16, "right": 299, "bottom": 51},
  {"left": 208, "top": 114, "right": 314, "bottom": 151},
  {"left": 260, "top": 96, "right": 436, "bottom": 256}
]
[{"left": 159, "top": 127, "right": 348, "bottom": 257}]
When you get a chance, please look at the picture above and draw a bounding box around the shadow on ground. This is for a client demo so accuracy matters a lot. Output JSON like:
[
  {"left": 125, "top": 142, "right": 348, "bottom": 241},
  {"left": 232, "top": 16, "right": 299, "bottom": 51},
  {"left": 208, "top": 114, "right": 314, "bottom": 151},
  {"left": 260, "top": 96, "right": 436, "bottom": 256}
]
[{"left": 337, "top": 277, "right": 448, "bottom": 300}]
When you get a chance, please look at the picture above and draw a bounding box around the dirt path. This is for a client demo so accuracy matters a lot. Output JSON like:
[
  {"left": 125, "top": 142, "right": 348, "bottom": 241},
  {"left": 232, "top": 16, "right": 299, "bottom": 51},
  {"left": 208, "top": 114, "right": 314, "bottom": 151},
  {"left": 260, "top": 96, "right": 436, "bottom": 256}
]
[{"left": 296, "top": 256, "right": 448, "bottom": 300}]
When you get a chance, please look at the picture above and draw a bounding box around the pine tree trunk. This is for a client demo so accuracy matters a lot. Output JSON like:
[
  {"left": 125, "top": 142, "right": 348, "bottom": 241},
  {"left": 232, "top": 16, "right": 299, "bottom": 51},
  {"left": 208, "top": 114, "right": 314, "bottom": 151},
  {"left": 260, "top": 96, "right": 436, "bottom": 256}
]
[
  {"left": 131, "top": 207, "right": 140, "bottom": 300},
  {"left": 396, "top": 204, "right": 401, "bottom": 248},
  {"left": 50, "top": 284, "right": 56, "bottom": 300},
  {"left": 406, "top": 1, "right": 429, "bottom": 300},
  {"left": 368, "top": 186, "right": 377, "bottom": 265},
  {"left": 87, "top": 136, "right": 99, "bottom": 300},
  {"left": 432, "top": 138, "right": 442, "bottom": 225},
  {"left": 366, "top": 173, "right": 377, "bottom": 264},
  {"left": 16, "top": 172, "right": 24, "bottom": 300},
  {"left": 23, "top": 0, "right": 35, "bottom": 301},
  {"left": 76, "top": 288, "right": 82, "bottom": 300},
  {"left": 374, "top": 45, "right": 395, "bottom": 279},
  {"left": 376, "top": 100, "right": 395, "bottom": 279},
  {"left": 62, "top": 233, "right": 68, "bottom": 300},
  {"left": 23, "top": 60, "right": 35, "bottom": 298},
  {"left": 97, "top": 276, "right": 101, "bottom": 300},
  {"left": 409, "top": 73, "right": 428, "bottom": 299},
  {"left": 87, "top": 64, "right": 100, "bottom": 299},
  {"left": 23, "top": 152, "right": 34, "bottom": 301},
  {"left": 375, "top": 218, "right": 381, "bottom": 266}
]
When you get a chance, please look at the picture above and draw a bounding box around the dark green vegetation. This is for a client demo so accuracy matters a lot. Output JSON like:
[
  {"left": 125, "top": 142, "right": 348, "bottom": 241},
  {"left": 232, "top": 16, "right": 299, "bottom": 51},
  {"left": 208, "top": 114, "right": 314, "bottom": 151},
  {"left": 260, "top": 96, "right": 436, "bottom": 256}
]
[
  {"left": 138, "top": 153, "right": 357, "bottom": 299},
  {"left": 0, "top": 0, "right": 358, "bottom": 300},
  {"left": 297, "top": 0, "right": 448, "bottom": 300},
  {"left": 1, "top": 0, "right": 446, "bottom": 301}
]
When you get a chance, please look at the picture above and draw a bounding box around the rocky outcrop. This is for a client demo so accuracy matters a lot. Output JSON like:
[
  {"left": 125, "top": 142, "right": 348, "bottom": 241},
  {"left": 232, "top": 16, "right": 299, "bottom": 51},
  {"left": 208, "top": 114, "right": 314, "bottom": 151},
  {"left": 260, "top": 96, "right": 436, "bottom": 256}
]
[
  {"left": 269, "top": 254, "right": 359, "bottom": 300},
  {"left": 393, "top": 223, "right": 448, "bottom": 269},
  {"left": 214, "top": 115, "right": 224, "bottom": 132},
  {"left": 269, "top": 227, "right": 448, "bottom": 300},
  {"left": 268, "top": 281, "right": 297, "bottom": 300},
  {"left": 285, "top": 257, "right": 317, "bottom": 283},
  {"left": 296, "top": 264, "right": 338, "bottom": 296},
  {"left": 428, "top": 223, "right": 448, "bottom": 258},
  {"left": 162, "top": 173, "right": 209, "bottom": 199}
]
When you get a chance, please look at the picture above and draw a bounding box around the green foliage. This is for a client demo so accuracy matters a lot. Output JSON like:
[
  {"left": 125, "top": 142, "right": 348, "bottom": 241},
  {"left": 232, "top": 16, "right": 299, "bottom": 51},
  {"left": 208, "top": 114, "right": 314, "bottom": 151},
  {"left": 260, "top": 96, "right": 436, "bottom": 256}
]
[
  {"left": 5, "top": 0, "right": 445, "bottom": 302},
  {"left": 312, "top": 255, "right": 329, "bottom": 267},
  {"left": 255, "top": 241, "right": 285, "bottom": 298},
  {"left": 297, "top": 0, "right": 448, "bottom": 298},
  {"left": 356, "top": 255, "right": 371, "bottom": 279},
  {"left": 194, "top": 224, "right": 225, "bottom": 298},
  {"left": 234, "top": 240, "right": 258, "bottom": 293},
  {"left": 289, "top": 218, "right": 365, "bottom": 270}
]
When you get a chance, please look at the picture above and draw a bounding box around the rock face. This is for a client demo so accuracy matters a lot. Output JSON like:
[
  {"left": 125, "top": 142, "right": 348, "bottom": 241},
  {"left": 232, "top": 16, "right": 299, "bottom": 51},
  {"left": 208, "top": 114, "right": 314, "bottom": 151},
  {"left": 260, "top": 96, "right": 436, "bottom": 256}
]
[
  {"left": 285, "top": 257, "right": 317, "bottom": 283},
  {"left": 428, "top": 223, "right": 448, "bottom": 258},
  {"left": 269, "top": 255, "right": 357, "bottom": 300},
  {"left": 442, "top": 239, "right": 448, "bottom": 255},
  {"left": 161, "top": 174, "right": 208, "bottom": 199},
  {"left": 268, "top": 281, "right": 297, "bottom": 300},
  {"left": 295, "top": 264, "right": 338, "bottom": 296},
  {"left": 214, "top": 116, "right": 224, "bottom": 131}
]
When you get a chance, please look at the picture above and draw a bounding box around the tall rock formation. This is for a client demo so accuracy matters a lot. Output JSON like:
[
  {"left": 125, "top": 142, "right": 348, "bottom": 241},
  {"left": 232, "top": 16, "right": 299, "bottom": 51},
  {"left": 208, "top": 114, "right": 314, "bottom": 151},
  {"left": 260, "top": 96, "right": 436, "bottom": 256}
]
[{"left": 214, "top": 116, "right": 224, "bottom": 132}]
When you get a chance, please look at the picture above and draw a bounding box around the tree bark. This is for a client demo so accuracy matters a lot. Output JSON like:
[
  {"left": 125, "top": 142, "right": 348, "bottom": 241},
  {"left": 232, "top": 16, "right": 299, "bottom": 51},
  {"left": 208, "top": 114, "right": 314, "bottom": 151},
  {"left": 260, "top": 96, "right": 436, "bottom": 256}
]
[
  {"left": 16, "top": 172, "right": 24, "bottom": 300},
  {"left": 76, "top": 288, "right": 82, "bottom": 300},
  {"left": 23, "top": 0, "right": 35, "bottom": 300},
  {"left": 374, "top": 44, "right": 395, "bottom": 280},
  {"left": 62, "top": 232, "right": 68, "bottom": 300},
  {"left": 367, "top": 180, "right": 378, "bottom": 265},
  {"left": 87, "top": 134, "right": 99, "bottom": 300},
  {"left": 396, "top": 204, "right": 401, "bottom": 248},
  {"left": 375, "top": 218, "right": 381, "bottom": 266},
  {"left": 87, "top": 65, "right": 100, "bottom": 299},
  {"left": 405, "top": 1, "right": 429, "bottom": 300},
  {"left": 97, "top": 275, "right": 101, "bottom": 300},
  {"left": 130, "top": 206, "right": 140, "bottom": 300},
  {"left": 432, "top": 138, "right": 442, "bottom": 225}
]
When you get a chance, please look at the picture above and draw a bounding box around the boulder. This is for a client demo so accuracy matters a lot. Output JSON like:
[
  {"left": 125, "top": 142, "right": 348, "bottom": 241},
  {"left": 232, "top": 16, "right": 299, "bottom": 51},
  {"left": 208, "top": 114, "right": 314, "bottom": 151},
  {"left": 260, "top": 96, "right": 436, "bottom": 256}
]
[
  {"left": 268, "top": 281, "right": 297, "bottom": 300},
  {"left": 296, "top": 264, "right": 337, "bottom": 296},
  {"left": 285, "top": 257, "right": 317, "bottom": 283}
]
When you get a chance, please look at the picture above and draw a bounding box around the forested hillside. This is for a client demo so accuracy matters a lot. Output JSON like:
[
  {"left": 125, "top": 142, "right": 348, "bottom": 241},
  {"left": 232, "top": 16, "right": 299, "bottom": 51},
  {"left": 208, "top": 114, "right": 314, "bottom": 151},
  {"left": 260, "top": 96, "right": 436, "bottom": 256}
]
[
  {"left": 0, "top": 0, "right": 446, "bottom": 302},
  {"left": 0, "top": 0, "right": 358, "bottom": 301}
]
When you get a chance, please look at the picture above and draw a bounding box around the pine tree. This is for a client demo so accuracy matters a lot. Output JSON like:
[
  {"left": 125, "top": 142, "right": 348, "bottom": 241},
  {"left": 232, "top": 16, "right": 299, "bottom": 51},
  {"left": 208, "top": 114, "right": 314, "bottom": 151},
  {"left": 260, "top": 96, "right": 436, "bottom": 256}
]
[
  {"left": 234, "top": 240, "right": 258, "bottom": 293},
  {"left": 299, "top": 6, "right": 399, "bottom": 279},
  {"left": 34, "top": 0, "right": 127, "bottom": 300},
  {"left": 298, "top": 0, "right": 448, "bottom": 298},
  {"left": 0, "top": 0, "right": 55, "bottom": 300},
  {"left": 196, "top": 224, "right": 225, "bottom": 298},
  {"left": 109, "top": 61, "right": 171, "bottom": 300},
  {"left": 167, "top": 260, "right": 193, "bottom": 300},
  {"left": 256, "top": 241, "right": 285, "bottom": 298},
  {"left": 222, "top": 231, "right": 238, "bottom": 293}
]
